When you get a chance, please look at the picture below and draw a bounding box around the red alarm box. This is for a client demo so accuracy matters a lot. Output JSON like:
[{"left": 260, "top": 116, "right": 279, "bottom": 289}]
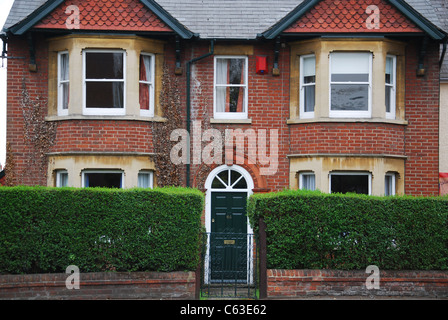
[{"left": 256, "top": 56, "right": 268, "bottom": 75}]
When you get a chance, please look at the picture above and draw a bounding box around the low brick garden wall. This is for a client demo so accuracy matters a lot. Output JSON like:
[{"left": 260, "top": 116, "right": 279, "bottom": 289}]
[
  {"left": 0, "top": 271, "right": 196, "bottom": 300},
  {"left": 267, "top": 269, "right": 448, "bottom": 299}
]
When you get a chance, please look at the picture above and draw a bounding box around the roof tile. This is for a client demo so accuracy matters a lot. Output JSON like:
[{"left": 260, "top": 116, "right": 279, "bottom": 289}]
[
  {"left": 284, "top": 0, "right": 423, "bottom": 34},
  {"left": 33, "top": 0, "right": 173, "bottom": 32}
]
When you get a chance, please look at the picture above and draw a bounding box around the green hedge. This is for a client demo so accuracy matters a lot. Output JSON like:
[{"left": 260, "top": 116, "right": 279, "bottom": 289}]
[
  {"left": 0, "top": 186, "right": 204, "bottom": 274},
  {"left": 247, "top": 189, "right": 448, "bottom": 270}
]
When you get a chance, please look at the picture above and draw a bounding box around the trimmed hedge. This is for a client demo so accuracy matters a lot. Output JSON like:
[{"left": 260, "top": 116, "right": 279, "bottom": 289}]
[
  {"left": 0, "top": 186, "right": 204, "bottom": 274},
  {"left": 247, "top": 189, "right": 448, "bottom": 270}
]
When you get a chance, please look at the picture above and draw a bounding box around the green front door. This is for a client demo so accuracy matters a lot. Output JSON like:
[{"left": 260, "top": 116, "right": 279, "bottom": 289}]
[{"left": 210, "top": 192, "right": 248, "bottom": 281}]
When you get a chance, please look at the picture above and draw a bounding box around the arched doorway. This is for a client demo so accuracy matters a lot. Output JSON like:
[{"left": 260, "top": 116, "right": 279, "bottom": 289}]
[{"left": 203, "top": 165, "right": 255, "bottom": 287}]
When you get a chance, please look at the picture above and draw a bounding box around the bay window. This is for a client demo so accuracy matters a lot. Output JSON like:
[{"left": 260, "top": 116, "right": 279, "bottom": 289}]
[
  {"left": 83, "top": 50, "right": 126, "bottom": 115},
  {"left": 330, "top": 52, "right": 372, "bottom": 118},
  {"left": 214, "top": 56, "right": 248, "bottom": 119}
]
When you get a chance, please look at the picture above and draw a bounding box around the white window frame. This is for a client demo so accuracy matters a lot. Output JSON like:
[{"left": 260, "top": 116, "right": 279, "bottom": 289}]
[
  {"left": 385, "top": 173, "right": 396, "bottom": 196},
  {"left": 56, "top": 170, "right": 68, "bottom": 187},
  {"left": 57, "top": 51, "right": 69, "bottom": 116},
  {"left": 82, "top": 49, "right": 126, "bottom": 116},
  {"left": 329, "top": 172, "right": 372, "bottom": 195},
  {"left": 138, "top": 170, "right": 154, "bottom": 189},
  {"left": 300, "top": 54, "right": 316, "bottom": 119},
  {"left": 139, "top": 53, "right": 155, "bottom": 117},
  {"left": 213, "top": 55, "right": 249, "bottom": 120},
  {"left": 385, "top": 55, "right": 397, "bottom": 120},
  {"left": 81, "top": 170, "right": 124, "bottom": 188},
  {"left": 329, "top": 52, "right": 372, "bottom": 118},
  {"left": 299, "top": 172, "right": 316, "bottom": 191}
]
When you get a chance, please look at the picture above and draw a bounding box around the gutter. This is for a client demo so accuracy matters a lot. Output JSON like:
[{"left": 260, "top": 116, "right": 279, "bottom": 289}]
[{"left": 185, "top": 40, "right": 215, "bottom": 187}]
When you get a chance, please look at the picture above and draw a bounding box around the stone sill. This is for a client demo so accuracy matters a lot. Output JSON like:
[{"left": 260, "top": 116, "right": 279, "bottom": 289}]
[
  {"left": 45, "top": 115, "right": 167, "bottom": 122},
  {"left": 210, "top": 118, "right": 252, "bottom": 124},
  {"left": 287, "top": 118, "right": 408, "bottom": 126}
]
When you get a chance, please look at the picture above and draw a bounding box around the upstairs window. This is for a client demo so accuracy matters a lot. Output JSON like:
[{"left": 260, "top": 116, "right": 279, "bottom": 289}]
[
  {"left": 139, "top": 53, "right": 155, "bottom": 117},
  {"left": 385, "top": 55, "right": 396, "bottom": 119},
  {"left": 214, "top": 56, "right": 248, "bottom": 119},
  {"left": 300, "top": 55, "right": 316, "bottom": 118},
  {"left": 330, "top": 52, "right": 372, "bottom": 118},
  {"left": 58, "top": 52, "right": 69, "bottom": 116},
  {"left": 83, "top": 50, "right": 125, "bottom": 115}
]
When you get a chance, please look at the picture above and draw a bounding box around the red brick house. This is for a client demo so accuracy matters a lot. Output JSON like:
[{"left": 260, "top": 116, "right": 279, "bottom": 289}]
[
  {"left": 2, "top": 0, "right": 447, "bottom": 220},
  {"left": 2, "top": 0, "right": 447, "bottom": 288}
]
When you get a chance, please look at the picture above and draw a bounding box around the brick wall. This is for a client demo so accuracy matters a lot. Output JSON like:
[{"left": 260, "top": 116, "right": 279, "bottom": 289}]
[
  {"left": 51, "top": 120, "right": 154, "bottom": 153},
  {"left": 289, "top": 122, "right": 406, "bottom": 155},
  {"left": 6, "top": 34, "right": 49, "bottom": 186},
  {"left": 404, "top": 39, "right": 440, "bottom": 196},
  {"left": 267, "top": 269, "right": 448, "bottom": 298},
  {"left": 5, "top": 35, "right": 441, "bottom": 195},
  {"left": 0, "top": 271, "right": 196, "bottom": 300}
]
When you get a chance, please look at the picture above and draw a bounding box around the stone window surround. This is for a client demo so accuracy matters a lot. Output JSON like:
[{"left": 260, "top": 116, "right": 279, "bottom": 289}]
[
  {"left": 288, "top": 38, "right": 407, "bottom": 125},
  {"left": 46, "top": 34, "right": 166, "bottom": 122}
]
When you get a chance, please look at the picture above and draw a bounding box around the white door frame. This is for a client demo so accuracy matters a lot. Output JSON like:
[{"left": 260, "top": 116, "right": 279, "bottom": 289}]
[{"left": 203, "top": 164, "right": 255, "bottom": 284}]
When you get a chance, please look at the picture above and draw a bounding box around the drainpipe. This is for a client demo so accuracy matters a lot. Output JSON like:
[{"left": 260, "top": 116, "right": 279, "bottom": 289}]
[
  {"left": 185, "top": 40, "right": 215, "bottom": 187},
  {"left": 440, "top": 37, "right": 447, "bottom": 69}
]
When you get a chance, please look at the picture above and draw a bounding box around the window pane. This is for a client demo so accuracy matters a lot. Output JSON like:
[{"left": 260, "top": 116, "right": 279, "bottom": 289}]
[
  {"left": 216, "top": 87, "right": 246, "bottom": 113},
  {"left": 85, "top": 173, "right": 122, "bottom": 188},
  {"left": 331, "top": 84, "right": 368, "bottom": 111},
  {"left": 331, "top": 174, "right": 369, "bottom": 195},
  {"left": 61, "top": 83, "right": 69, "bottom": 110},
  {"left": 302, "top": 174, "right": 315, "bottom": 191},
  {"left": 86, "top": 82, "right": 124, "bottom": 108},
  {"left": 304, "top": 85, "right": 315, "bottom": 112},
  {"left": 211, "top": 177, "right": 226, "bottom": 189},
  {"left": 60, "top": 53, "right": 69, "bottom": 81},
  {"left": 216, "top": 58, "right": 245, "bottom": 85},
  {"left": 331, "top": 73, "right": 369, "bottom": 82},
  {"left": 85, "top": 52, "right": 123, "bottom": 80},
  {"left": 57, "top": 172, "right": 68, "bottom": 187},
  {"left": 139, "top": 83, "right": 150, "bottom": 110},
  {"left": 386, "top": 57, "right": 394, "bottom": 84},
  {"left": 303, "top": 56, "right": 315, "bottom": 78},
  {"left": 385, "top": 86, "right": 391, "bottom": 113},
  {"left": 140, "top": 55, "right": 152, "bottom": 82},
  {"left": 385, "top": 175, "right": 395, "bottom": 196},
  {"left": 138, "top": 172, "right": 152, "bottom": 188},
  {"left": 331, "top": 52, "right": 370, "bottom": 75}
]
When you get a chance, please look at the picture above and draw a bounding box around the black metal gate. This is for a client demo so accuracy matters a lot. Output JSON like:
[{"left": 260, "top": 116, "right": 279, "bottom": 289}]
[{"left": 200, "top": 232, "right": 258, "bottom": 299}]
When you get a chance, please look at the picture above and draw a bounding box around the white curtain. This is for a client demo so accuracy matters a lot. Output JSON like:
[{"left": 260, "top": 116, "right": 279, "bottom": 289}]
[
  {"left": 216, "top": 59, "right": 228, "bottom": 112},
  {"left": 112, "top": 53, "right": 123, "bottom": 108},
  {"left": 60, "top": 53, "right": 69, "bottom": 110}
]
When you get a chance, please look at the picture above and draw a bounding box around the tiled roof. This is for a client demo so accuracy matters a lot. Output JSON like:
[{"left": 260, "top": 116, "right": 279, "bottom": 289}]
[
  {"left": 2, "top": 0, "right": 447, "bottom": 39},
  {"left": 33, "top": 0, "right": 172, "bottom": 32},
  {"left": 154, "top": 0, "right": 302, "bottom": 39},
  {"left": 284, "top": 0, "right": 422, "bottom": 34}
]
